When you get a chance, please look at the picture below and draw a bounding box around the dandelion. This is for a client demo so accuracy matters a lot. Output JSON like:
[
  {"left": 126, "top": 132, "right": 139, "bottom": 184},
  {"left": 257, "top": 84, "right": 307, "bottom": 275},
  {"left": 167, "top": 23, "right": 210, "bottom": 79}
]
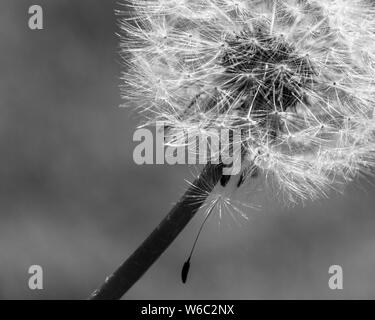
[{"left": 90, "top": 0, "right": 375, "bottom": 299}]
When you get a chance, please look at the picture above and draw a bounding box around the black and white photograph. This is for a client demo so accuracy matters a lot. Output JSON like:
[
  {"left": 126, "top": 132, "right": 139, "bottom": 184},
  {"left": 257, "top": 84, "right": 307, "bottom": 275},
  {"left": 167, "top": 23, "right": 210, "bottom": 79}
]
[{"left": 2, "top": 0, "right": 375, "bottom": 308}]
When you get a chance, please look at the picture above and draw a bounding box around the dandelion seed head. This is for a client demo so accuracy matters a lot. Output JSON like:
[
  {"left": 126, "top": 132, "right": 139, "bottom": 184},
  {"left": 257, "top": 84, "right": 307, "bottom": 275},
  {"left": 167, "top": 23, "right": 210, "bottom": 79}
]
[{"left": 121, "top": 0, "right": 375, "bottom": 206}]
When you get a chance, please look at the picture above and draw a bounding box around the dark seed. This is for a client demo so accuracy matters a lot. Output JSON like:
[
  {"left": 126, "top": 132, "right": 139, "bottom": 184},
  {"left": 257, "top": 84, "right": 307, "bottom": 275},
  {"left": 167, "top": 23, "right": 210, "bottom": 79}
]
[
  {"left": 181, "top": 259, "right": 190, "bottom": 284},
  {"left": 220, "top": 175, "right": 231, "bottom": 187}
]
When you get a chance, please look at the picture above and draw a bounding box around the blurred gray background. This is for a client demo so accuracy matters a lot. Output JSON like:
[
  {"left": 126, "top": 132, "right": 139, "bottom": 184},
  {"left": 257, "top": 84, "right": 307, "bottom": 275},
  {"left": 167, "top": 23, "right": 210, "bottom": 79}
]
[{"left": 1, "top": 0, "right": 375, "bottom": 299}]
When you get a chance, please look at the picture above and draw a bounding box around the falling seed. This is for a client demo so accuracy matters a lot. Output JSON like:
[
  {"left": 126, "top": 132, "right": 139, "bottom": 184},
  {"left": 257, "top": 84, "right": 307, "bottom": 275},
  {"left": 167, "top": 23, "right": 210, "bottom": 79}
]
[
  {"left": 181, "top": 259, "right": 190, "bottom": 284},
  {"left": 220, "top": 175, "right": 231, "bottom": 187}
]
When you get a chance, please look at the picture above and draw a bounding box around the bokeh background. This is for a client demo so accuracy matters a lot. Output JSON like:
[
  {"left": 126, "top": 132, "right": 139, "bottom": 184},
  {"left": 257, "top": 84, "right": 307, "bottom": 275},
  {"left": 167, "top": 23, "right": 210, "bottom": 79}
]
[{"left": 1, "top": 0, "right": 375, "bottom": 299}]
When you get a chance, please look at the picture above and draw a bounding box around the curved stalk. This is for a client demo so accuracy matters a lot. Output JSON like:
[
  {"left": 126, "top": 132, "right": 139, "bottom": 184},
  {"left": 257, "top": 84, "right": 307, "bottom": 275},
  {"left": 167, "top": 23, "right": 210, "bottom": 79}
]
[{"left": 89, "top": 163, "right": 223, "bottom": 300}]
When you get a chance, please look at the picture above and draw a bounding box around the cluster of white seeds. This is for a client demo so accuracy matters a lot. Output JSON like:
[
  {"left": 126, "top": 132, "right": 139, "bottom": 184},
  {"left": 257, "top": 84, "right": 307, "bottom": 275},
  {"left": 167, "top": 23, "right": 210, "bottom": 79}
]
[{"left": 120, "top": 0, "right": 375, "bottom": 205}]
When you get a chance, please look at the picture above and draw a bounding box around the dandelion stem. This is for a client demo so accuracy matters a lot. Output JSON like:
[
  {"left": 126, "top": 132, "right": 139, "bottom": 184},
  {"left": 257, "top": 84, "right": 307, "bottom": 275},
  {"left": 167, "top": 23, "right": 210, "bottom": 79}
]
[{"left": 89, "top": 163, "right": 223, "bottom": 300}]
